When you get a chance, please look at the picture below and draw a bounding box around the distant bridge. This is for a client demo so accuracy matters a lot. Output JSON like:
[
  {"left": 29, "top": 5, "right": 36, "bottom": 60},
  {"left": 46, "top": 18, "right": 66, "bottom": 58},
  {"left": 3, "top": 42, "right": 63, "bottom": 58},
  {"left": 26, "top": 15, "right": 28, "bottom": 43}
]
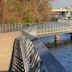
[{"left": 52, "top": 8, "right": 72, "bottom": 12}]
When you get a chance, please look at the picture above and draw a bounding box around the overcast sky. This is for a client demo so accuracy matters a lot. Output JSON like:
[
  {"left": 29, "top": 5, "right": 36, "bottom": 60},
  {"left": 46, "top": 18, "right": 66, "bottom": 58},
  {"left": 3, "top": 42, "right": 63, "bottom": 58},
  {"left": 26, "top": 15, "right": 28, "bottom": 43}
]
[{"left": 51, "top": 0, "right": 72, "bottom": 8}]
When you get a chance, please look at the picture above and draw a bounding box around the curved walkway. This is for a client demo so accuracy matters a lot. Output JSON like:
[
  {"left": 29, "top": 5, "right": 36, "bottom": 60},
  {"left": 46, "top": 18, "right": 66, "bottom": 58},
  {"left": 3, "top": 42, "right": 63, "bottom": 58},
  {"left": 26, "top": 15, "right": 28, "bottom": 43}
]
[{"left": 0, "top": 32, "right": 21, "bottom": 71}]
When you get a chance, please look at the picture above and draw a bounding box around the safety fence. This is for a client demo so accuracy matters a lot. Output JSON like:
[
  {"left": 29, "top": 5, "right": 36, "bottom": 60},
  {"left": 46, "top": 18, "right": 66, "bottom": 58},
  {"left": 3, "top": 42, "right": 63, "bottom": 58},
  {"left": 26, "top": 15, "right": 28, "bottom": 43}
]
[
  {"left": 9, "top": 34, "right": 41, "bottom": 72},
  {"left": 0, "top": 22, "right": 72, "bottom": 36}
]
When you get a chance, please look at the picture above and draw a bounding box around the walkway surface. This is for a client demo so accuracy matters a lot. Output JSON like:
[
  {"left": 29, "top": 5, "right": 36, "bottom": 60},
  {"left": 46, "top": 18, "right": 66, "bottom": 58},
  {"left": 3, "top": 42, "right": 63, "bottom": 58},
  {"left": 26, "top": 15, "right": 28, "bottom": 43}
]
[
  {"left": 51, "top": 43, "right": 72, "bottom": 72},
  {"left": 0, "top": 32, "right": 21, "bottom": 71}
]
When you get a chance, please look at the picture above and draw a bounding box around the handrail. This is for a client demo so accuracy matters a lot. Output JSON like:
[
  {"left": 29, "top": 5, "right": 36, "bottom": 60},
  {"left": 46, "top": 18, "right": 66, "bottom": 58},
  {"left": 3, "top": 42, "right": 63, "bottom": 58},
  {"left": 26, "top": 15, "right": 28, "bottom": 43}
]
[
  {"left": 8, "top": 39, "right": 16, "bottom": 72},
  {"left": 0, "top": 22, "right": 72, "bottom": 36}
]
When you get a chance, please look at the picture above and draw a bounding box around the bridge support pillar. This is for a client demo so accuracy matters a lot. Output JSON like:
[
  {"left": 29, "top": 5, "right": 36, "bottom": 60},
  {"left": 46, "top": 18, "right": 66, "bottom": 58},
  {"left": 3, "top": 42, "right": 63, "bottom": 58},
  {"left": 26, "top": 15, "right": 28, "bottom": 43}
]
[
  {"left": 70, "top": 33, "right": 72, "bottom": 41},
  {"left": 54, "top": 35, "right": 61, "bottom": 46}
]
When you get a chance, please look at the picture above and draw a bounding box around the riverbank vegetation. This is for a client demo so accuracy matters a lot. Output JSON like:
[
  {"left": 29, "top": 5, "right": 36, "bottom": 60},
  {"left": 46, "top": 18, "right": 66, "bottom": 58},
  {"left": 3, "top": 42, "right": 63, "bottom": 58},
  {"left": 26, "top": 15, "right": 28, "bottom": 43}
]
[{"left": 0, "top": 0, "right": 54, "bottom": 24}]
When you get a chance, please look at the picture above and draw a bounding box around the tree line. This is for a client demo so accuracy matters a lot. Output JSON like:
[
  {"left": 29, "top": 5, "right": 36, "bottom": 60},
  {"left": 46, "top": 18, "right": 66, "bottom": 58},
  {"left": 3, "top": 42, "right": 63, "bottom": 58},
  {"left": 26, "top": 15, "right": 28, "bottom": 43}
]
[{"left": 0, "top": 0, "right": 54, "bottom": 24}]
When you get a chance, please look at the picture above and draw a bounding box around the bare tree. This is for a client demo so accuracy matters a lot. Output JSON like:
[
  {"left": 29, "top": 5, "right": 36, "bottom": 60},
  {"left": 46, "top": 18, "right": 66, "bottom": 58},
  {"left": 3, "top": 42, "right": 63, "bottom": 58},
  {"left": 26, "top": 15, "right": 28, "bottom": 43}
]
[
  {"left": 0, "top": 0, "right": 4, "bottom": 23},
  {"left": 2, "top": 0, "right": 53, "bottom": 23},
  {"left": 22, "top": 0, "right": 53, "bottom": 22}
]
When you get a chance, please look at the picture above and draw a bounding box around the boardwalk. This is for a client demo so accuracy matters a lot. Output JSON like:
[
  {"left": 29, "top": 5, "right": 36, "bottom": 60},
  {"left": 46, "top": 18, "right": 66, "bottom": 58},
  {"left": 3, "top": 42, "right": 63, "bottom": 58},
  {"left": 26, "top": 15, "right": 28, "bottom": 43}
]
[{"left": 0, "top": 32, "right": 21, "bottom": 71}]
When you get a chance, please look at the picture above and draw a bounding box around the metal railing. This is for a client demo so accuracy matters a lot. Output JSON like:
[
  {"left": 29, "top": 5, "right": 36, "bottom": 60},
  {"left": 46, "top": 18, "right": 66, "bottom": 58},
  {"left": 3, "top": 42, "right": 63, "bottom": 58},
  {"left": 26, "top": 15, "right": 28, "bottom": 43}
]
[
  {"left": 0, "top": 24, "right": 23, "bottom": 33},
  {"left": 9, "top": 33, "right": 41, "bottom": 72},
  {"left": 0, "top": 22, "right": 72, "bottom": 36},
  {"left": 0, "top": 23, "right": 35, "bottom": 33},
  {"left": 24, "top": 22, "right": 72, "bottom": 36},
  {"left": 36, "top": 22, "right": 72, "bottom": 36},
  {"left": 9, "top": 39, "right": 25, "bottom": 72},
  {"left": 20, "top": 35, "right": 41, "bottom": 72}
]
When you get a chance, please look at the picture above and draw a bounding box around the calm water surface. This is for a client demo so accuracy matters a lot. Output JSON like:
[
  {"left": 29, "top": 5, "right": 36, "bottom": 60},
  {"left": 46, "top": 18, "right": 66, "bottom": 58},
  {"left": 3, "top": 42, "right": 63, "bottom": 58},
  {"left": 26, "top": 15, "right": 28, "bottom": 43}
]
[
  {"left": 39, "top": 34, "right": 72, "bottom": 72},
  {"left": 51, "top": 43, "right": 72, "bottom": 72}
]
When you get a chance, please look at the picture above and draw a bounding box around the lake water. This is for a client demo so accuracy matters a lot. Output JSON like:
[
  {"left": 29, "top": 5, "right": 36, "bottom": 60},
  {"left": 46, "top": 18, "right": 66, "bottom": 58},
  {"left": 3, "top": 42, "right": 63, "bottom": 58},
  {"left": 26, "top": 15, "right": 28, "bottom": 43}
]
[
  {"left": 51, "top": 43, "right": 72, "bottom": 72},
  {"left": 39, "top": 33, "right": 72, "bottom": 72},
  {"left": 39, "top": 33, "right": 71, "bottom": 43}
]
